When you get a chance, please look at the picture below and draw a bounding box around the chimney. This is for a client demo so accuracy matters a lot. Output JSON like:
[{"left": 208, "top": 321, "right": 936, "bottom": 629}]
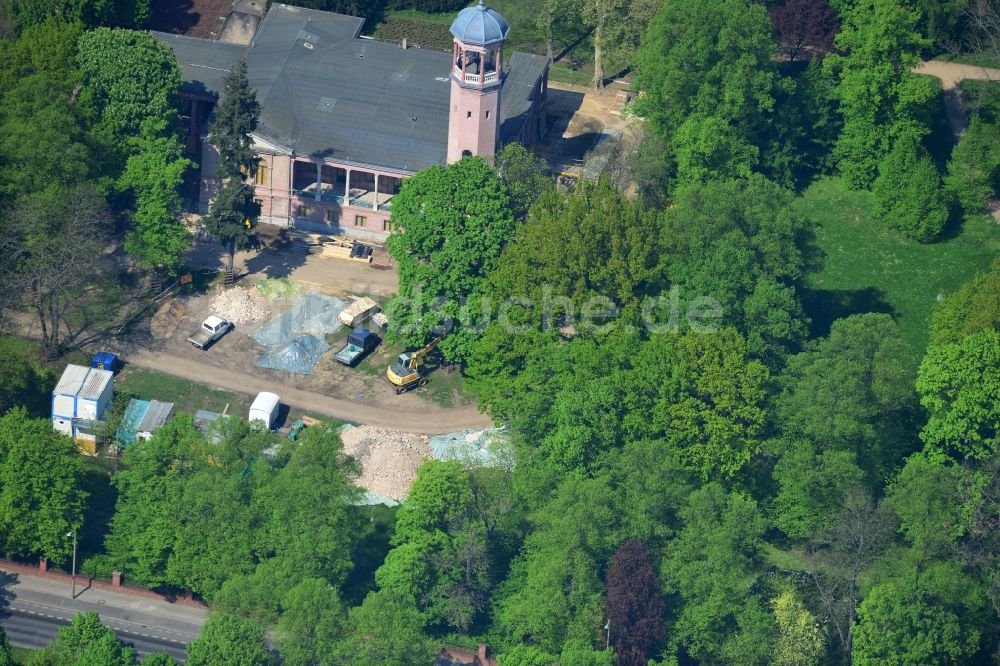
[
  {"left": 401, "top": 38, "right": 407, "bottom": 50},
  {"left": 477, "top": 644, "right": 488, "bottom": 664}
]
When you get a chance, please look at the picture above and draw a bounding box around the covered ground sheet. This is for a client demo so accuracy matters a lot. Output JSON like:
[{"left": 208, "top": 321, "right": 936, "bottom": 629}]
[{"left": 251, "top": 292, "right": 346, "bottom": 374}]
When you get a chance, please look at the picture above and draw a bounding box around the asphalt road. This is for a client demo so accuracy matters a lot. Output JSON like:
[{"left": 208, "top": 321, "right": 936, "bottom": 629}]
[
  {"left": 1, "top": 609, "right": 189, "bottom": 661},
  {"left": 0, "top": 569, "right": 205, "bottom": 662}
]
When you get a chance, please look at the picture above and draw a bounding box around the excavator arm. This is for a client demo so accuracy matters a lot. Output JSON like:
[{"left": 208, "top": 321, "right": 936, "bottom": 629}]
[{"left": 406, "top": 336, "right": 443, "bottom": 369}]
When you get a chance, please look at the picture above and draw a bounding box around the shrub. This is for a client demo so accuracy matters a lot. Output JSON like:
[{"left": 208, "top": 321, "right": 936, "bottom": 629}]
[
  {"left": 872, "top": 134, "right": 950, "bottom": 242},
  {"left": 945, "top": 116, "right": 1000, "bottom": 215}
]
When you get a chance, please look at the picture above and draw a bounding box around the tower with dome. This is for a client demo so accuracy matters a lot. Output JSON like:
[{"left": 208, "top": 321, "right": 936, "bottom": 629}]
[{"left": 153, "top": 1, "right": 548, "bottom": 239}]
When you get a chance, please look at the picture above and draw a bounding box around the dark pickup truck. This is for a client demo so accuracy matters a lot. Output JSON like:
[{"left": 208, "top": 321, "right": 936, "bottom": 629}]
[{"left": 333, "top": 330, "right": 379, "bottom": 367}]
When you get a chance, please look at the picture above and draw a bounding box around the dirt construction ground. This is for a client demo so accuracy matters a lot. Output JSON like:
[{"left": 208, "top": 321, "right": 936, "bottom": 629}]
[{"left": 107, "top": 227, "right": 490, "bottom": 434}]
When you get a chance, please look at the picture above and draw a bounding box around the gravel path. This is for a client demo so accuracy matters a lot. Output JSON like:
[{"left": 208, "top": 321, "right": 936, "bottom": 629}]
[{"left": 124, "top": 348, "right": 493, "bottom": 435}]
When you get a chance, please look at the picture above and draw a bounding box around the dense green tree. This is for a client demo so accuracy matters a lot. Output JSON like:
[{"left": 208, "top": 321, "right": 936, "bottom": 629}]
[
  {"left": 204, "top": 179, "right": 261, "bottom": 276},
  {"left": 872, "top": 133, "right": 951, "bottom": 242},
  {"left": 774, "top": 313, "right": 916, "bottom": 476},
  {"left": 138, "top": 655, "right": 178, "bottom": 665},
  {"left": 204, "top": 58, "right": 261, "bottom": 276},
  {"left": 660, "top": 483, "right": 774, "bottom": 665},
  {"left": 5, "top": 0, "right": 149, "bottom": 30},
  {"left": 385, "top": 156, "right": 517, "bottom": 363},
  {"left": 496, "top": 476, "right": 619, "bottom": 654},
  {"left": 186, "top": 613, "right": 273, "bottom": 666},
  {"left": 0, "top": 74, "right": 95, "bottom": 198},
  {"left": 771, "top": 590, "right": 825, "bottom": 666},
  {"left": 491, "top": 179, "right": 665, "bottom": 317},
  {"left": 885, "top": 455, "right": 967, "bottom": 563},
  {"left": 672, "top": 113, "right": 760, "bottom": 184},
  {"left": 104, "top": 417, "right": 203, "bottom": 588},
  {"left": 118, "top": 119, "right": 192, "bottom": 274},
  {"left": 559, "top": 640, "right": 615, "bottom": 666},
  {"left": 632, "top": 0, "right": 779, "bottom": 170},
  {"left": 257, "top": 423, "right": 360, "bottom": 586},
  {"left": 497, "top": 645, "right": 553, "bottom": 666},
  {"left": 492, "top": 142, "right": 552, "bottom": 219},
  {"left": 274, "top": 578, "right": 346, "bottom": 666},
  {"left": 666, "top": 175, "right": 812, "bottom": 361},
  {"left": 208, "top": 59, "right": 260, "bottom": 179},
  {"left": 330, "top": 590, "right": 436, "bottom": 666},
  {"left": 916, "top": 329, "right": 1000, "bottom": 462},
  {"left": 374, "top": 460, "right": 490, "bottom": 632},
  {"left": 945, "top": 116, "right": 1000, "bottom": 215},
  {"left": 31, "top": 611, "right": 136, "bottom": 666},
  {"left": 852, "top": 567, "right": 984, "bottom": 665},
  {"left": 0, "top": 17, "right": 83, "bottom": 99},
  {"left": 0, "top": 336, "right": 54, "bottom": 416},
  {"left": 0, "top": 408, "right": 86, "bottom": 562},
  {"left": 0, "top": 625, "right": 11, "bottom": 666},
  {"left": 625, "top": 328, "right": 771, "bottom": 480},
  {"left": 76, "top": 28, "right": 182, "bottom": 143},
  {"left": 930, "top": 256, "right": 1000, "bottom": 345},
  {"left": 771, "top": 441, "right": 865, "bottom": 540},
  {"left": 824, "top": 0, "right": 936, "bottom": 188}
]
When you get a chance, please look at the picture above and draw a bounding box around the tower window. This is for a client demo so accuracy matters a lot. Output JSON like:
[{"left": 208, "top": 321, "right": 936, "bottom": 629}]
[
  {"left": 467, "top": 111, "right": 472, "bottom": 119},
  {"left": 462, "top": 150, "right": 472, "bottom": 158},
  {"left": 485, "top": 110, "right": 490, "bottom": 119}
]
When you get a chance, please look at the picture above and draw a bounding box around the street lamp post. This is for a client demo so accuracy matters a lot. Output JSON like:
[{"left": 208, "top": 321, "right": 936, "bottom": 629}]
[{"left": 66, "top": 530, "right": 77, "bottom": 598}]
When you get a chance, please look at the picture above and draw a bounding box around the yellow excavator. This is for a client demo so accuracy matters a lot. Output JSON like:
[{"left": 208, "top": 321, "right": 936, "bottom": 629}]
[{"left": 386, "top": 337, "right": 442, "bottom": 394}]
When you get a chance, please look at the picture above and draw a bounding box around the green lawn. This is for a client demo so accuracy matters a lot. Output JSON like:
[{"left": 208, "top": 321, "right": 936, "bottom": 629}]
[
  {"left": 934, "top": 51, "right": 1000, "bottom": 70},
  {"left": 115, "top": 366, "right": 253, "bottom": 418},
  {"left": 796, "top": 177, "right": 1000, "bottom": 364},
  {"left": 11, "top": 646, "right": 37, "bottom": 664}
]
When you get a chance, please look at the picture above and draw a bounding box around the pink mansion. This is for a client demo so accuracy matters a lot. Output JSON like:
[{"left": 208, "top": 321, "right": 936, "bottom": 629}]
[{"left": 154, "top": 2, "right": 549, "bottom": 241}]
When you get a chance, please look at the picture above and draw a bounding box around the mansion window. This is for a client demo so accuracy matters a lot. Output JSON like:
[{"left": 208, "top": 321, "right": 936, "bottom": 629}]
[
  {"left": 383, "top": 219, "right": 393, "bottom": 232},
  {"left": 354, "top": 215, "right": 366, "bottom": 227},
  {"left": 255, "top": 161, "right": 269, "bottom": 186},
  {"left": 297, "top": 205, "right": 312, "bottom": 217},
  {"left": 327, "top": 210, "right": 339, "bottom": 224}
]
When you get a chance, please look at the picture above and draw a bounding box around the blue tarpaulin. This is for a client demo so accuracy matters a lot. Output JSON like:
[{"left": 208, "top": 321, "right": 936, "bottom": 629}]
[
  {"left": 116, "top": 399, "right": 149, "bottom": 448},
  {"left": 256, "top": 333, "right": 331, "bottom": 374}
]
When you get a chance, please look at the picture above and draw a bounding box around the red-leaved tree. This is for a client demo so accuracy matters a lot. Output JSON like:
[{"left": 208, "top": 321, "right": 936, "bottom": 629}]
[
  {"left": 769, "top": 0, "right": 840, "bottom": 62},
  {"left": 606, "top": 540, "right": 664, "bottom": 666}
]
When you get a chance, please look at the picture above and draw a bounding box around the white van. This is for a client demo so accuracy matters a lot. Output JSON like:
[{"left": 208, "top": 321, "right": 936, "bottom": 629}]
[{"left": 249, "top": 392, "right": 280, "bottom": 429}]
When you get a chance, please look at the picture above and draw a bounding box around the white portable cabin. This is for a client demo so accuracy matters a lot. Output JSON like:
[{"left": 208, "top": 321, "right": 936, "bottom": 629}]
[
  {"left": 51, "top": 364, "right": 113, "bottom": 442},
  {"left": 249, "top": 392, "right": 280, "bottom": 429}
]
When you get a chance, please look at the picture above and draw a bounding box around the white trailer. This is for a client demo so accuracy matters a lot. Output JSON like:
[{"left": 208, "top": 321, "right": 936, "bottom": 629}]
[
  {"left": 249, "top": 392, "right": 280, "bottom": 429},
  {"left": 51, "top": 364, "right": 113, "bottom": 442}
]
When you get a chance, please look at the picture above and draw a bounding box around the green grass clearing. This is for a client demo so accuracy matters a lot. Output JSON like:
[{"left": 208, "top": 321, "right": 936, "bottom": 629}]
[
  {"left": 115, "top": 366, "right": 253, "bottom": 418},
  {"left": 11, "top": 646, "right": 37, "bottom": 665},
  {"left": 934, "top": 51, "right": 1000, "bottom": 70},
  {"left": 796, "top": 177, "right": 1000, "bottom": 364}
]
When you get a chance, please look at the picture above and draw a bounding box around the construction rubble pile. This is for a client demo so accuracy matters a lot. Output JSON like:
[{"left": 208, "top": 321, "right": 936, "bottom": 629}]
[
  {"left": 211, "top": 286, "right": 268, "bottom": 324},
  {"left": 339, "top": 425, "right": 431, "bottom": 501}
]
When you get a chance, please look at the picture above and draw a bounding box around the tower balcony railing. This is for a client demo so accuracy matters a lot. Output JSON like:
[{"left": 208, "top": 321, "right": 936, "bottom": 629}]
[{"left": 461, "top": 70, "right": 499, "bottom": 85}]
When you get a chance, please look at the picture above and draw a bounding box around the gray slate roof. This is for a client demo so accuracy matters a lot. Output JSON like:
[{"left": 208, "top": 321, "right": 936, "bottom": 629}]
[
  {"left": 449, "top": 1, "right": 509, "bottom": 45},
  {"left": 155, "top": 3, "right": 547, "bottom": 173},
  {"left": 246, "top": 4, "right": 450, "bottom": 171},
  {"left": 151, "top": 32, "right": 248, "bottom": 98}
]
